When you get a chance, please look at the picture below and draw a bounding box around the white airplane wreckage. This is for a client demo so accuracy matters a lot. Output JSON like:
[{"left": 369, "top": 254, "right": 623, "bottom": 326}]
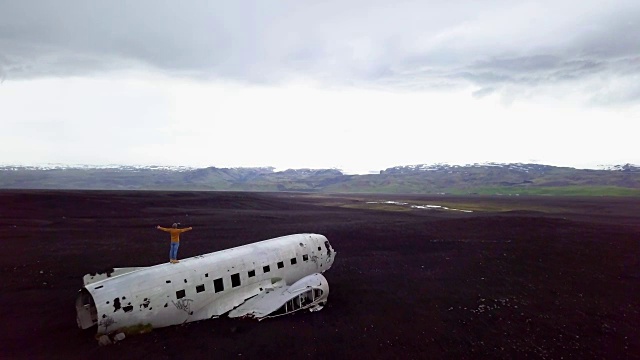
[{"left": 76, "top": 233, "right": 336, "bottom": 342}]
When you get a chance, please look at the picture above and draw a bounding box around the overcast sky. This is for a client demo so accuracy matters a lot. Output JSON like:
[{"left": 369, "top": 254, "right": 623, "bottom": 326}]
[{"left": 1, "top": 0, "right": 638, "bottom": 174}]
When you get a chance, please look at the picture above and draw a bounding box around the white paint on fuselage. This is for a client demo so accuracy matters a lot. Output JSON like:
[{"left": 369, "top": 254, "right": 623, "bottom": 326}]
[{"left": 83, "top": 233, "right": 335, "bottom": 334}]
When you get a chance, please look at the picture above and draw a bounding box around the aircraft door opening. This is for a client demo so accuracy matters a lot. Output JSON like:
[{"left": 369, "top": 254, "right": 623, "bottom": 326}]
[{"left": 75, "top": 288, "right": 98, "bottom": 329}]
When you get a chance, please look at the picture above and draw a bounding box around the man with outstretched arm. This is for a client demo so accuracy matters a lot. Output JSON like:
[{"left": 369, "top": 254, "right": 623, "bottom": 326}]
[{"left": 157, "top": 223, "right": 193, "bottom": 263}]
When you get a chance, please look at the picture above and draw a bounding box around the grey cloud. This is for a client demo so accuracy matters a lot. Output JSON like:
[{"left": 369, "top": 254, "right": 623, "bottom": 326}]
[
  {"left": 472, "top": 87, "right": 496, "bottom": 98},
  {"left": 461, "top": 56, "right": 608, "bottom": 86},
  {"left": 1, "top": 0, "right": 639, "bottom": 104},
  {"left": 1, "top": 1, "right": 256, "bottom": 77},
  {"left": 365, "top": 2, "right": 640, "bottom": 104},
  {"left": 473, "top": 55, "right": 562, "bottom": 73},
  {"left": 574, "top": 8, "right": 640, "bottom": 59},
  {"left": 589, "top": 70, "right": 640, "bottom": 106},
  {"left": 445, "top": 54, "right": 637, "bottom": 104}
]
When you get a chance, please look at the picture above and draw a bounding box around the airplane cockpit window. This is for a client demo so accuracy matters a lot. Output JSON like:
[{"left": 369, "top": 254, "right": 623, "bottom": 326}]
[
  {"left": 248, "top": 269, "right": 256, "bottom": 277},
  {"left": 196, "top": 284, "right": 205, "bottom": 293},
  {"left": 263, "top": 265, "right": 271, "bottom": 273},
  {"left": 290, "top": 257, "right": 297, "bottom": 265},
  {"left": 277, "top": 261, "right": 284, "bottom": 269},
  {"left": 303, "top": 254, "right": 308, "bottom": 261}
]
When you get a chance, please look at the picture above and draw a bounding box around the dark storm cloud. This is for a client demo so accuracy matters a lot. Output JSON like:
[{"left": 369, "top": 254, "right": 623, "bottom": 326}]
[{"left": 1, "top": 0, "right": 639, "bottom": 103}]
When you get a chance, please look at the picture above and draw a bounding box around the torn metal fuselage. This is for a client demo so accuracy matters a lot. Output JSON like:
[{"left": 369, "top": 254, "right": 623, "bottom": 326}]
[{"left": 75, "top": 233, "right": 336, "bottom": 335}]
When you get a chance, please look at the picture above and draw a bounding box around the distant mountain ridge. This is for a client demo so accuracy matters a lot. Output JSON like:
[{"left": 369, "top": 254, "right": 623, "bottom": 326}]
[
  {"left": 384, "top": 162, "right": 640, "bottom": 173},
  {"left": 381, "top": 163, "right": 559, "bottom": 174},
  {"left": 596, "top": 164, "right": 640, "bottom": 172},
  {"left": 1, "top": 163, "right": 639, "bottom": 196}
]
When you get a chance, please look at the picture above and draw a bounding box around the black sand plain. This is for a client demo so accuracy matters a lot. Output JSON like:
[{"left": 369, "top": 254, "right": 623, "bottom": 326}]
[{"left": 0, "top": 190, "right": 638, "bottom": 359}]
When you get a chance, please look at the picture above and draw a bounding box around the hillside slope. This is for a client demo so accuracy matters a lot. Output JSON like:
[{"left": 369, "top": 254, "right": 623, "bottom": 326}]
[{"left": 1, "top": 163, "right": 639, "bottom": 195}]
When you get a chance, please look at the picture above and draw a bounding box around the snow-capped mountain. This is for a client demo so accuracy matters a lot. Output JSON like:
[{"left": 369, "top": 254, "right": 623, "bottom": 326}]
[{"left": 0, "top": 163, "right": 638, "bottom": 195}]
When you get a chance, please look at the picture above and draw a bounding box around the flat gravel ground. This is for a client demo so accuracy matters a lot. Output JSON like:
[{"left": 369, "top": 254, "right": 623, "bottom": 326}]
[{"left": 0, "top": 191, "right": 638, "bottom": 359}]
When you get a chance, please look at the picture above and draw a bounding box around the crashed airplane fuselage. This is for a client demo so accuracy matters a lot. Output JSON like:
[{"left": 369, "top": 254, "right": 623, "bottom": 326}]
[{"left": 76, "top": 233, "right": 336, "bottom": 335}]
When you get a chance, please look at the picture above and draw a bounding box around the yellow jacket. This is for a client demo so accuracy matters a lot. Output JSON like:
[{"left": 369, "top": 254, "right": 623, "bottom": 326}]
[{"left": 157, "top": 226, "right": 192, "bottom": 243}]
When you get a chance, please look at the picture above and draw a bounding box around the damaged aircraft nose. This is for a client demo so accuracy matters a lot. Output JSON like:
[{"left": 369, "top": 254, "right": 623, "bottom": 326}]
[{"left": 324, "top": 240, "right": 336, "bottom": 265}]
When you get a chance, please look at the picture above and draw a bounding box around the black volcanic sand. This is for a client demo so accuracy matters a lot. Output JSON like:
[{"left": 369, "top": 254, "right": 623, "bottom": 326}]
[{"left": 1, "top": 191, "right": 639, "bottom": 359}]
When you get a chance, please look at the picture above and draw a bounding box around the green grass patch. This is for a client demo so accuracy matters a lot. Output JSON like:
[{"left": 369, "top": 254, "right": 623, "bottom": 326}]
[{"left": 448, "top": 186, "right": 640, "bottom": 197}]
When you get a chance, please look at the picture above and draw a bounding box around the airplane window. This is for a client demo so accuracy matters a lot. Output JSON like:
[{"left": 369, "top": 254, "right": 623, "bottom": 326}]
[
  {"left": 318, "top": 247, "right": 321, "bottom": 251},
  {"left": 303, "top": 254, "right": 308, "bottom": 261},
  {"left": 290, "top": 257, "right": 297, "bottom": 265},
  {"left": 263, "top": 265, "right": 270, "bottom": 273},
  {"left": 166, "top": 280, "right": 171, "bottom": 283},
  {"left": 248, "top": 269, "right": 255, "bottom": 277},
  {"left": 277, "top": 261, "right": 284, "bottom": 269},
  {"left": 176, "top": 290, "right": 186, "bottom": 299},
  {"left": 196, "top": 284, "right": 205, "bottom": 293},
  {"left": 214, "top": 278, "right": 224, "bottom": 293},
  {"left": 205, "top": 273, "right": 209, "bottom": 278},
  {"left": 231, "top": 273, "right": 241, "bottom": 288}
]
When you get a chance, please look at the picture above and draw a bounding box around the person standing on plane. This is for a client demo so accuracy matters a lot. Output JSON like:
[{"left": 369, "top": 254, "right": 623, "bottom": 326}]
[{"left": 157, "top": 223, "right": 193, "bottom": 263}]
